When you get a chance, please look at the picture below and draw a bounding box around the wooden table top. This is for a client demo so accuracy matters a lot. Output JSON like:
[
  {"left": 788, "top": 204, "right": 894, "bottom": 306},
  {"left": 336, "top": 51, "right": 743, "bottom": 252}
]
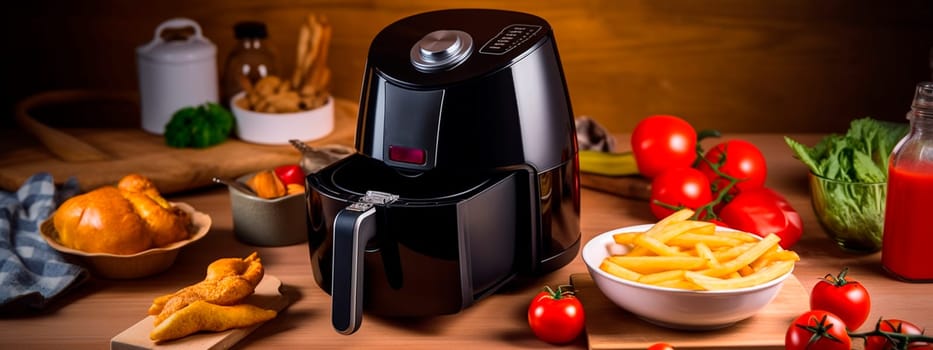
[{"left": 2, "top": 133, "right": 931, "bottom": 350}]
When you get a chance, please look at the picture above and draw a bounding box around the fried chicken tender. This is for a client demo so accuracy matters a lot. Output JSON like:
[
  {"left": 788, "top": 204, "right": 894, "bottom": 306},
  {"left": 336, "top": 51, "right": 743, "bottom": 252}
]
[
  {"left": 149, "top": 300, "right": 276, "bottom": 342},
  {"left": 148, "top": 252, "right": 265, "bottom": 326}
]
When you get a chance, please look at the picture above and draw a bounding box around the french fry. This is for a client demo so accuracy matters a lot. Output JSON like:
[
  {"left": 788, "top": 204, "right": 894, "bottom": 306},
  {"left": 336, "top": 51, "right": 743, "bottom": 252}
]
[
  {"left": 655, "top": 278, "right": 704, "bottom": 291},
  {"left": 700, "top": 234, "right": 781, "bottom": 277},
  {"left": 607, "top": 256, "right": 707, "bottom": 274},
  {"left": 638, "top": 269, "right": 686, "bottom": 285},
  {"left": 666, "top": 233, "right": 744, "bottom": 248},
  {"left": 750, "top": 248, "right": 801, "bottom": 270},
  {"left": 628, "top": 219, "right": 713, "bottom": 256},
  {"left": 685, "top": 260, "right": 795, "bottom": 290},
  {"left": 599, "top": 259, "right": 641, "bottom": 281},
  {"left": 694, "top": 242, "right": 720, "bottom": 267},
  {"left": 612, "top": 232, "right": 642, "bottom": 245},
  {"left": 711, "top": 242, "right": 757, "bottom": 262},
  {"left": 713, "top": 230, "right": 762, "bottom": 243},
  {"left": 634, "top": 235, "right": 688, "bottom": 257}
]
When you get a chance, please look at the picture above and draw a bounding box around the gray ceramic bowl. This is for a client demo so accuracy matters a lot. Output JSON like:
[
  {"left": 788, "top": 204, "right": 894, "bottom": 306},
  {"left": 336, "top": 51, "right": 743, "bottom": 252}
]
[{"left": 229, "top": 173, "right": 308, "bottom": 246}]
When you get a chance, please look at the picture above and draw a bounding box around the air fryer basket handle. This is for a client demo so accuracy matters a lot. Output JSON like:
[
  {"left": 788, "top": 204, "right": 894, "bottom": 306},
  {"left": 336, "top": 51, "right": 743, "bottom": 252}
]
[
  {"left": 331, "top": 204, "right": 376, "bottom": 335},
  {"left": 330, "top": 191, "right": 398, "bottom": 334}
]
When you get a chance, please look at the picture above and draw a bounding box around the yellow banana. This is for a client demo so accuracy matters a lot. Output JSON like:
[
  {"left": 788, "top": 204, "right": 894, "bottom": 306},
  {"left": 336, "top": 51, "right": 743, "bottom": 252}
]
[{"left": 578, "top": 150, "right": 640, "bottom": 176}]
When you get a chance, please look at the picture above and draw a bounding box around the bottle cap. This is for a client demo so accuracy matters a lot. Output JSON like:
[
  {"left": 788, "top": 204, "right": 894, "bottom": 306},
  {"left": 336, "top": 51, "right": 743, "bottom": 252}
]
[{"left": 234, "top": 21, "right": 268, "bottom": 39}]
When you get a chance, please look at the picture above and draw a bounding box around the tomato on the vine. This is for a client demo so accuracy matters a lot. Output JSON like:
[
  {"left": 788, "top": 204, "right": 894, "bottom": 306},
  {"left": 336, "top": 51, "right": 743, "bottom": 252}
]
[
  {"left": 717, "top": 187, "right": 802, "bottom": 249},
  {"left": 528, "top": 285, "right": 585, "bottom": 344},
  {"left": 810, "top": 267, "right": 871, "bottom": 330},
  {"left": 631, "top": 115, "right": 697, "bottom": 179},
  {"left": 695, "top": 139, "right": 767, "bottom": 196},
  {"left": 786, "top": 310, "right": 852, "bottom": 350},
  {"left": 647, "top": 342, "right": 675, "bottom": 350},
  {"left": 649, "top": 167, "right": 713, "bottom": 219},
  {"left": 865, "top": 319, "right": 929, "bottom": 350}
]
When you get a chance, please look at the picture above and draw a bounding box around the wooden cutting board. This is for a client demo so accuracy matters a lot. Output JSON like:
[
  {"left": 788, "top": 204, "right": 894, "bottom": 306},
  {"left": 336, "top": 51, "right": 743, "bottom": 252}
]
[
  {"left": 570, "top": 273, "right": 809, "bottom": 350},
  {"left": 111, "top": 275, "right": 291, "bottom": 350},
  {"left": 580, "top": 173, "right": 651, "bottom": 200},
  {"left": 0, "top": 99, "right": 357, "bottom": 194}
]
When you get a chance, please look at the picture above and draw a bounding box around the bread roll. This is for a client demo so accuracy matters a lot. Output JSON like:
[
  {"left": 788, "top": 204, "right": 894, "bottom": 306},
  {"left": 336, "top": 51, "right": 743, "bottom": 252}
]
[
  {"left": 52, "top": 174, "right": 190, "bottom": 255},
  {"left": 53, "top": 186, "right": 152, "bottom": 254}
]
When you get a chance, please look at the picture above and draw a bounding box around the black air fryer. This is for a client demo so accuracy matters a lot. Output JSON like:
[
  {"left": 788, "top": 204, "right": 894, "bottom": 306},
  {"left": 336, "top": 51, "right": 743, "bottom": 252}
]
[{"left": 305, "top": 8, "right": 580, "bottom": 335}]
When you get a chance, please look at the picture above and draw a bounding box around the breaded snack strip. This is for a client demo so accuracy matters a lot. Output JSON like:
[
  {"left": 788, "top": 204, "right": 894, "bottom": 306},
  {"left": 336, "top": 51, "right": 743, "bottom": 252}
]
[{"left": 149, "top": 300, "right": 276, "bottom": 342}]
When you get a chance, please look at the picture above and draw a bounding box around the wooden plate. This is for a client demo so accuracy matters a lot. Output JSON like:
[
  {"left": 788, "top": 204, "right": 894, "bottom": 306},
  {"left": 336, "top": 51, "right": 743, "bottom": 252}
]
[{"left": 110, "top": 274, "right": 291, "bottom": 350}]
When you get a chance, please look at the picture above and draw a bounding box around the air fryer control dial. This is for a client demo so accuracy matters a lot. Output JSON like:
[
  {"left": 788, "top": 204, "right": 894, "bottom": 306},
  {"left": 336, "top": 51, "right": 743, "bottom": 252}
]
[{"left": 410, "top": 30, "right": 473, "bottom": 72}]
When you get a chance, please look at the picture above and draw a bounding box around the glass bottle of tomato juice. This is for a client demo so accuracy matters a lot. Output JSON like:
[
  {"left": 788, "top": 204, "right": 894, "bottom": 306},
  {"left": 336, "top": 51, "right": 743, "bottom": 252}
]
[{"left": 882, "top": 81, "right": 933, "bottom": 282}]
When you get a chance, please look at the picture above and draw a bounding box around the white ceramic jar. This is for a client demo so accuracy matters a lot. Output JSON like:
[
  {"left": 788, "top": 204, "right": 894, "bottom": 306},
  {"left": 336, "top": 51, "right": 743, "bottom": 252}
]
[{"left": 136, "top": 18, "right": 219, "bottom": 135}]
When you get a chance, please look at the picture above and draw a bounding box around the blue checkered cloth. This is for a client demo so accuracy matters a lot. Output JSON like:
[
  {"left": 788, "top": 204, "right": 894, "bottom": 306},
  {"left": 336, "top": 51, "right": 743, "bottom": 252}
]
[{"left": 0, "top": 173, "right": 88, "bottom": 311}]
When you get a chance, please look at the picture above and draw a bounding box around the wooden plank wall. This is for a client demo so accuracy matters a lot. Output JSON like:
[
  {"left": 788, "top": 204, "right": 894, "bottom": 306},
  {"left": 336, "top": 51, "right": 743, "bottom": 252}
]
[{"left": 5, "top": 0, "right": 933, "bottom": 134}]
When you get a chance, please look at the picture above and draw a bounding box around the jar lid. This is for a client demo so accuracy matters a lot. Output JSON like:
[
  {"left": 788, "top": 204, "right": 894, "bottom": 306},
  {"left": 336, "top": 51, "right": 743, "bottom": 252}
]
[
  {"left": 234, "top": 21, "right": 268, "bottom": 39},
  {"left": 137, "top": 18, "right": 217, "bottom": 63}
]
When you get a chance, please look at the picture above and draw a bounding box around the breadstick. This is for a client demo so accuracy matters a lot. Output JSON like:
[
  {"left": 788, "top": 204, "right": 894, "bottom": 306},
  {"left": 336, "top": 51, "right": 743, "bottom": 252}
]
[
  {"left": 291, "top": 23, "right": 311, "bottom": 89},
  {"left": 295, "top": 15, "right": 322, "bottom": 91},
  {"left": 307, "top": 17, "right": 331, "bottom": 96}
]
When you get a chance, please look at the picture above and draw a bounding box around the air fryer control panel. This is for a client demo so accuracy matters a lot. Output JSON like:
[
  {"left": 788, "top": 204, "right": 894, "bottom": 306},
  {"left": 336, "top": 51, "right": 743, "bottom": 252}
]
[{"left": 479, "top": 24, "right": 542, "bottom": 55}]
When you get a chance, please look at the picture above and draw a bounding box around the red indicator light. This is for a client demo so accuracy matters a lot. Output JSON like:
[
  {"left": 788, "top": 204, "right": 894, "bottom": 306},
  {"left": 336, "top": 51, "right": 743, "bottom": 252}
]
[{"left": 388, "top": 145, "right": 426, "bottom": 164}]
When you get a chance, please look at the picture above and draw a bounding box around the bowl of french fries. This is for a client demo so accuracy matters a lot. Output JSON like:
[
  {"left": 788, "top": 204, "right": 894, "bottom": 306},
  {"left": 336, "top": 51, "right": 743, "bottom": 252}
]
[{"left": 581, "top": 209, "right": 799, "bottom": 330}]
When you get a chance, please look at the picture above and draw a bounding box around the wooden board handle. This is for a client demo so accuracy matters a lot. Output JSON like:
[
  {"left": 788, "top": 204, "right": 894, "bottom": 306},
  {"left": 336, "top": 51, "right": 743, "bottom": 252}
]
[{"left": 14, "top": 90, "right": 137, "bottom": 162}]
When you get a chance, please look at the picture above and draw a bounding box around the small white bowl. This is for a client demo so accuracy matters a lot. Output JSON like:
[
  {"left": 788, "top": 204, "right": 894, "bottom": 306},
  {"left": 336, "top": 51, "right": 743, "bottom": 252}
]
[
  {"left": 230, "top": 92, "right": 334, "bottom": 145},
  {"left": 582, "top": 224, "right": 793, "bottom": 330}
]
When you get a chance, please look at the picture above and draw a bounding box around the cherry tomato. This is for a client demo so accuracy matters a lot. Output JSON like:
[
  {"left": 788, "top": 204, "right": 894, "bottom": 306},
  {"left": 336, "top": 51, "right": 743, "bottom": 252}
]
[
  {"left": 647, "top": 342, "right": 675, "bottom": 350},
  {"left": 785, "top": 310, "right": 851, "bottom": 350},
  {"left": 695, "top": 139, "right": 767, "bottom": 196},
  {"left": 649, "top": 167, "right": 713, "bottom": 219},
  {"left": 865, "top": 319, "right": 929, "bottom": 350},
  {"left": 631, "top": 115, "right": 697, "bottom": 178},
  {"left": 810, "top": 267, "right": 871, "bottom": 330},
  {"left": 718, "top": 187, "right": 802, "bottom": 249},
  {"left": 274, "top": 164, "right": 305, "bottom": 186},
  {"left": 528, "top": 285, "right": 585, "bottom": 344}
]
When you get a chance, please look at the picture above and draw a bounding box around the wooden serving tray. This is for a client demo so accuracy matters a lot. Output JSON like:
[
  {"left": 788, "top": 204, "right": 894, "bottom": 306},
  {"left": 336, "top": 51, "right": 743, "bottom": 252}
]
[
  {"left": 0, "top": 98, "right": 357, "bottom": 195},
  {"left": 110, "top": 275, "right": 291, "bottom": 350},
  {"left": 570, "top": 273, "right": 809, "bottom": 350}
]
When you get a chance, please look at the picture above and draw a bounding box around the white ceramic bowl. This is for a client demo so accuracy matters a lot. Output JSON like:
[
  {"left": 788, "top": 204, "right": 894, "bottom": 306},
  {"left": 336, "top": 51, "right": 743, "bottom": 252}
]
[
  {"left": 230, "top": 92, "right": 334, "bottom": 145},
  {"left": 581, "top": 224, "right": 793, "bottom": 330}
]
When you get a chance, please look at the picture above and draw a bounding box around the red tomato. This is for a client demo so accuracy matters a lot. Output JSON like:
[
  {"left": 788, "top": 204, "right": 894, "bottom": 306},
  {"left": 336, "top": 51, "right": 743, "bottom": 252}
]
[
  {"left": 865, "top": 319, "right": 929, "bottom": 350},
  {"left": 785, "top": 310, "right": 852, "bottom": 350},
  {"left": 696, "top": 139, "right": 767, "bottom": 196},
  {"left": 718, "top": 187, "right": 803, "bottom": 249},
  {"left": 631, "top": 115, "right": 697, "bottom": 178},
  {"left": 649, "top": 167, "right": 713, "bottom": 219},
  {"left": 528, "top": 285, "right": 585, "bottom": 344},
  {"left": 274, "top": 164, "right": 305, "bottom": 186},
  {"left": 810, "top": 267, "right": 871, "bottom": 330},
  {"left": 647, "top": 343, "right": 675, "bottom": 350}
]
